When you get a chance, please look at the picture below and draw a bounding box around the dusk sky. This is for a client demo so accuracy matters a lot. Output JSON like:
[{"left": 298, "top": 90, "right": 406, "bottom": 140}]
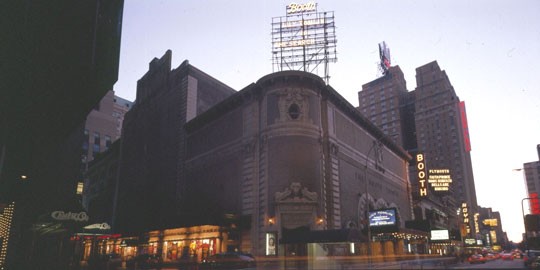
[{"left": 113, "top": 0, "right": 540, "bottom": 242}]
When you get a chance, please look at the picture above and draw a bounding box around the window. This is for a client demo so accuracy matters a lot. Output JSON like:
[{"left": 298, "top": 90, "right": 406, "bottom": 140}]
[
  {"left": 93, "top": 144, "right": 100, "bottom": 155},
  {"left": 76, "top": 182, "right": 84, "bottom": 195},
  {"left": 105, "top": 135, "right": 112, "bottom": 149},
  {"left": 94, "top": 132, "right": 100, "bottom": 145}
]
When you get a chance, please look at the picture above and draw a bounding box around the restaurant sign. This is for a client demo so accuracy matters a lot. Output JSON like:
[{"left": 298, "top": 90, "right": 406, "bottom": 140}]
[{"left": 51, "top": 211, "right": 89, "bottom": 222}]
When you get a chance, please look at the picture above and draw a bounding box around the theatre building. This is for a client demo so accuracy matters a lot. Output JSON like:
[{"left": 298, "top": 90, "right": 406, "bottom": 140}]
[{"left": 183, "top": 70, "right": 416, "bottom": 258}]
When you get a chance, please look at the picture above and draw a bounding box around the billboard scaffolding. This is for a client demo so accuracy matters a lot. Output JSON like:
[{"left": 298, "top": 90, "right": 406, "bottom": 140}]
[{"left": 271, "top": 3, "right": 337, "bottom": 84}]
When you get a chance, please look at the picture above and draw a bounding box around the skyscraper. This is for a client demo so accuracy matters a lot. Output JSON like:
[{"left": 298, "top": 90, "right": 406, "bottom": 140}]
[{"left": 359, "top": 61, "right": 479, "bottom": 237}]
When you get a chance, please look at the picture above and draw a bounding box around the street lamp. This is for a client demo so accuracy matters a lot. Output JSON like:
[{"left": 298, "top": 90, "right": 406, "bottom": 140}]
[
  {"left": 514, "top": 168, "right": 530, "bottom": 247},
  {"left": 522, "top": 197, "right": 534, "bottom": 253},
  {"left": 363, "top": 139, "right": 384, "bottom": 266}
]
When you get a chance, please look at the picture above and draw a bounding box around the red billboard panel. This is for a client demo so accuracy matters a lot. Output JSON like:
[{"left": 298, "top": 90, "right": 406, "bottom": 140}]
[
  {"left": 459, "top": 101, "right": 472, "bottom": 152},
  {"left": 531, "top": 193, "right": 540, "bottom": 215}
]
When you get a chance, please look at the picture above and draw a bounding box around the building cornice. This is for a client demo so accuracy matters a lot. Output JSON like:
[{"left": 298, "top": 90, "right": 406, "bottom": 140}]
[{"left": 185, "top": 71, "right": 411, "bottom": 160}]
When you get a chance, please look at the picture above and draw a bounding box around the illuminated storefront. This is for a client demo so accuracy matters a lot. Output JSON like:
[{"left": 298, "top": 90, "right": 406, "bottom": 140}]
[
  {"left": 74, "top": 225, "right": 228, "bottom": 267},
  {"left": 159, "top": 225, "right": 223, "bottom": 262}
]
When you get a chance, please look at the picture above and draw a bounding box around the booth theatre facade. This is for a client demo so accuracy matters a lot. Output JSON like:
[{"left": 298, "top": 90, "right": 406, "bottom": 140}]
[{"left": 183, "top": 70, "right": 414, "bottom": 257}]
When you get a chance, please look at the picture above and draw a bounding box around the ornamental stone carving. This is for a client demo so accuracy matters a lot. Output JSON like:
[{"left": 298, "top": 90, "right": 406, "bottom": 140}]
[
  {"left": 275, "top": 182, "right": 317, "bottom": 202},
  {"left": 276, "top": 88, "right": 310, "bottom": 122}
]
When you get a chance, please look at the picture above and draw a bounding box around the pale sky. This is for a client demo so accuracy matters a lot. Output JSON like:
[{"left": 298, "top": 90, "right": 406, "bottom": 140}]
[{"left": 114, "top": 0, "right": 540, "bottom": 242}]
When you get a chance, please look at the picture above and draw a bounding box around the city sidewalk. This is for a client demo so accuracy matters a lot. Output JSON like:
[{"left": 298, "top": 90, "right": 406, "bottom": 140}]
[{"left": 105, "top": 256, "right": 459, "bottom": 270}]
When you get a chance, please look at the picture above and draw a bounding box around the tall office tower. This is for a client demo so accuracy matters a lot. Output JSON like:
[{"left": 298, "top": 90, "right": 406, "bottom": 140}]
[
  {"left": 358, "top": 66, "right": 409, "bottom": 147},
  {"left": 359, "top": 65, "right": 450, "bottom": 232},
  {"left": 115, "top": 51, "right": 236, "bottom": 234},
  {"left": 359, "top": 61, "right": 479, "bottom": 236},
  {"left": 414, "top": 61, "right": 478, "bottom": 233}
]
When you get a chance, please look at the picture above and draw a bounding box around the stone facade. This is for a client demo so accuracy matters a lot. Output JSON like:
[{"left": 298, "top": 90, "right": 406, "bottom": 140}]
[{"left": 184, "top": 71, "right": 412, "bottom": 255}]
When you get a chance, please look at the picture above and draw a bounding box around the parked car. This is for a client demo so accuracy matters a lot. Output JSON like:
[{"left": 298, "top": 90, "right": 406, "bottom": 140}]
[
  {"left": 468, "top": 254, "right": 486, "bottom": 264},
  {"left": 200, "top": 252, "right": 256, "bottom": 269}
]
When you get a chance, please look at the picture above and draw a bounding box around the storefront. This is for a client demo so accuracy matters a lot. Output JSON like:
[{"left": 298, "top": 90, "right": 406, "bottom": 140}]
[{"left": 159, "top": 225, "right": 224, "bottom": 263}]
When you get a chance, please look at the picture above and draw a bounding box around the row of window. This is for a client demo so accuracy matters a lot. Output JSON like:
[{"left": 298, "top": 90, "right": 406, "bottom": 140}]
[{"left": 82, "top": 129, "right": 113, "bottom": 160}]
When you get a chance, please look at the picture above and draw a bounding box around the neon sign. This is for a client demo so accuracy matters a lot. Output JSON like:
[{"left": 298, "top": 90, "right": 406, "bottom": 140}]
[
  {"left": 275, "top": 39, "right": 315, "bottom": 48},
  {"left": 281, "top": 18, "right": 326, "bottom": 28},
  {"left": 461, "top": 202, "right": 471, "bottom": 235},
  {"left": 287, "top": 2, "right": 317, "bottom": 14},
  {"left": 416, "top": 153, "right": 427, "bottom": 197},
  {"left": 51, "top": 211, "right": 89, "bottom": 222}
]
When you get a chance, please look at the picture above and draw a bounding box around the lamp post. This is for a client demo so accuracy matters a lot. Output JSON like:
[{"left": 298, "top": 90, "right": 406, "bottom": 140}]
[
  {"left": 514, "top": 168, "right": 531, "bottom": 250},
  {"left": 363, "top": 139, "right": 384, "bottom": 266},
  {"left": 522, "top": 197, "right": 533, "bottom": 253}
]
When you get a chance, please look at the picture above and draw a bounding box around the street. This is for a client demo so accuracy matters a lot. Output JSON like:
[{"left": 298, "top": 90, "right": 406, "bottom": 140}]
[
  {"left": 119, "top": 257, "right": 528, "bottom": 270},
  {"left": 450, "top": 258, "right": 526, "bottom": 269}
]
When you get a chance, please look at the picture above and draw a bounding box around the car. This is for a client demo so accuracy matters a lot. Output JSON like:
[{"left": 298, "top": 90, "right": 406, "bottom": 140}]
[
  {"left": 525, "top": 250, "right": 540, "bottom": 267},
  {"left": 501, "top": 252, "right": 514, "bottom": 260},
  {"left": 485, "top": 252, "right": 497, "bottom": 260},
  {"left": 200, "top": 252, "right": 256, "bottom": 269},
  {"left": 468, "top": 254, "right": 486, "bottom": 264}
]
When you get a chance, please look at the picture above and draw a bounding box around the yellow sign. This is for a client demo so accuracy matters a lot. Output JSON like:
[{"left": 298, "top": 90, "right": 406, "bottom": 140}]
[
  {"left": 275, "top": 39, "right": 315, "bottom": 48},
  {"left": 428, "top": 168, "right": 452, "bottom": 191},
  {"left": 416, "top": 153, "right": 427, "bottom": 197},
  {"left": 287, "top": 2, "right": 317, "bottom": 14},
  {"left": 483, "top": 218, "right": 498, "bottom": 227}
]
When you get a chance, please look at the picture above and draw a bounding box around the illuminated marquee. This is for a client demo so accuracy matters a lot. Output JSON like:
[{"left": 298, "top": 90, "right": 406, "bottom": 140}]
[
  {"left": 483, "top": 218, "right": 498, "bottom": 227},
  {"left": 464, "top": 238, "right": 476, "bottom": 245},
  {"left": 416, "top": 153, "right": 427, "bottom": 197},
  {"left": 427, "top": 168, "right": 452, "bottom": 192}
]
